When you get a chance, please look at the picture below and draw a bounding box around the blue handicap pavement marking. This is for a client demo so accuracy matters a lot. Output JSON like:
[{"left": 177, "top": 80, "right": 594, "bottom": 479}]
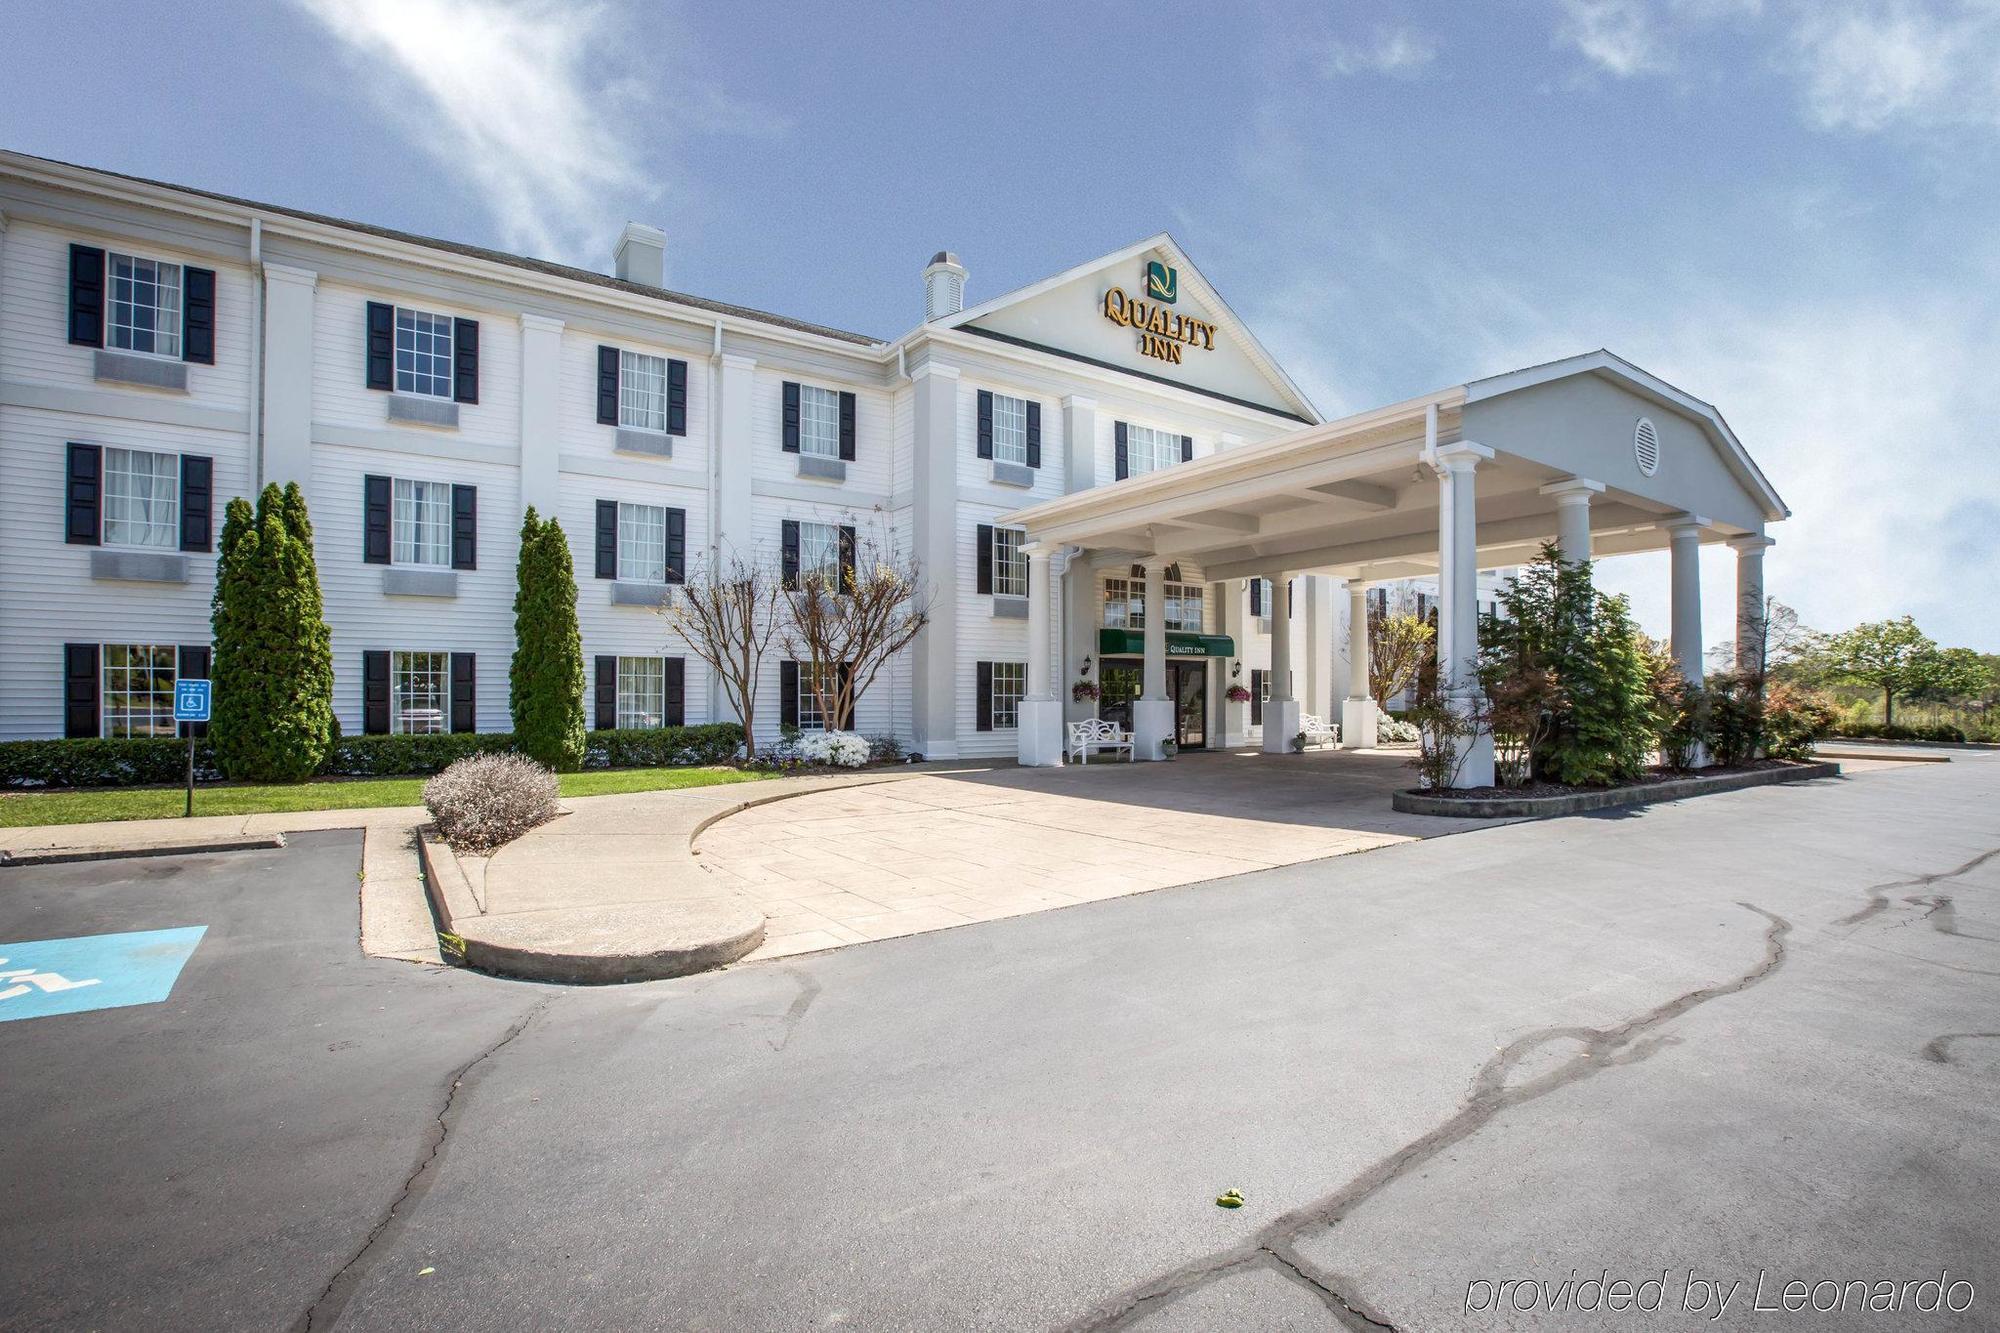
[{"left": 0, "top": 926, "right": 206, "bottom": 1023}]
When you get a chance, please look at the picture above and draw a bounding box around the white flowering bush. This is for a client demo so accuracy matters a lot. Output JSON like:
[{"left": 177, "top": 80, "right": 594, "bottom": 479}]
[
  {"left": 796, "top": 731, "right": 871, "bottom": 768},
  {"left": 424, "top": 752, "right": 560, "bottom": 854},
  {"left": 1378, "top": 715, "right": 1420, "bottom": 744}
]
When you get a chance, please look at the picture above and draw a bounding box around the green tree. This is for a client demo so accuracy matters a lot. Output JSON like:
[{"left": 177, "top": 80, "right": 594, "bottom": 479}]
[
  {"left": 209, "top": 484, "right": 334, "bottom": 780},
  {"left": 510, "top": 507, "right": 586, "bottom": 771},
  {"left": 1813, "top": 616, "right": 1987, "bottom": 726}
]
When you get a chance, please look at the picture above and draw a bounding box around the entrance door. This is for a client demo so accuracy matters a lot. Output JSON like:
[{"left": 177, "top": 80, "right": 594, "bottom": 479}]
[
  {"left": 1099, "top": 662, "right": 1142, "bottom": 735},
  {"left": 1170, "top": 661, "right": 1207, "bottom": 750}
]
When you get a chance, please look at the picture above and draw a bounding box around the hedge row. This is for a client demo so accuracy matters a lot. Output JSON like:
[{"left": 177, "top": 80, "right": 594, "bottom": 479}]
[
  {"left": 1830, "top": 721, "right": 1969, "bottom": 744},
  {"left": 0, "top": 723, "right": 747, "bottom": 789}
]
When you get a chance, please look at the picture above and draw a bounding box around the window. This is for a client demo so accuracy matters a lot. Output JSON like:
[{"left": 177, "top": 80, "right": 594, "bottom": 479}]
[
  {"left": 392, "top": 479, "right": 452, "bottom": 566},
  {"left": 991, "top": 526, "right": 1027, "bottom": 597},
  {"left": 101, "top": 644, "right": 177, "bottom": 738},
  {"left": 620, "top": 350, "right": 668, "bottom": 432},
  {"left": 795, "top": 662, "right": 831, "bottom": 731},
  {"left": 990, "top": 393, "right": 1029, "bottom": 465},
  {"left": 798, "top": 384, "right": 841, "bottom": 459},
  {"left": 101, "top": 447, "right": 179, "bottom": 548},
  {"left": 1165, "top": 583, "right": 1204, "bottom": 632},
  {"left": 1125, "top": 424, "right": 1179, "bottom": 477},
  {"left": 1102, "top": 577, "right": 1200, "bottom": 630},
  {"left": 392, "top": 651, "right": 448, "bottom": 734},
  {"left": 107, "top": 252, "right": 182, "bottom": 358},
  {"left": 618, "top": 503, "right": 669, "bottom": 584},
  {"left": 617, "top": 657, "right": 666, "bottom": 729},
  {"left": 798, "top": 520, "right": 841, "bottom": 585},
  {"left": 394, "top": 307, "right": 454, "bottom": 398},
  {"left": 989, "top": 661, "right": 1026, "bottom": 728}
]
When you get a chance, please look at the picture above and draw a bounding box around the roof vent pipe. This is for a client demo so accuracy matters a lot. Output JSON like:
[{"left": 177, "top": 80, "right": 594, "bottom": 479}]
[
  {"left": 923, "top": 251, "right": 966, "bottom": 320},
  {"left": 614, "top": 222, "right": 667, "bottom": 287}
]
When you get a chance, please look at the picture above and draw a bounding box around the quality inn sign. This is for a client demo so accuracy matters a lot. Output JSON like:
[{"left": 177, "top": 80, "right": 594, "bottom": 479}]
[{"left": 1101, "top": 260, "right": 1217, "bottom": 366}]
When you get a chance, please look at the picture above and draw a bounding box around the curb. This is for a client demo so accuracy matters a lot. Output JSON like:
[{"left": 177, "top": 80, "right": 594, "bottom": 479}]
[
  {"left": 1813, "top": 747, "right": 1950, "bottom": 764},
  {"left": 1391, "top": 761, "right": 1842, "bottom": 819},
  {"left": 0, "top": 834, "right": 287, "bottom": 867}
]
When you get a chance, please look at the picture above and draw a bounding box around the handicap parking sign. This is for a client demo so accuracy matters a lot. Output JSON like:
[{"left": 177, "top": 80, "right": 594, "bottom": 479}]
[
  {"left": 174, "top": 679, "right": 211, "bottom": 723},
  {"left": 0, "top": 927, "right": 206, "bottom": 1022}
]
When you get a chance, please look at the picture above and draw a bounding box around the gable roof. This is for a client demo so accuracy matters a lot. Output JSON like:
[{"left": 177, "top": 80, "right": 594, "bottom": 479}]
[{"left": 934, "top": 233, "right": 1322, "bottom": 424}]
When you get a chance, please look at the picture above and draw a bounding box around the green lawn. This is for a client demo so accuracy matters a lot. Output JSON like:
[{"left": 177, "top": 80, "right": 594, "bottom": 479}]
[{"left": 0, "top": 766, "right": 771, "bottom": 828}]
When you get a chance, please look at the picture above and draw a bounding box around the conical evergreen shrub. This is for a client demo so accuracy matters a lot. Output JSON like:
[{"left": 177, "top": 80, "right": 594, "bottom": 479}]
[{"left": 510, "top": 508, "right": 586, "bottom": 771}]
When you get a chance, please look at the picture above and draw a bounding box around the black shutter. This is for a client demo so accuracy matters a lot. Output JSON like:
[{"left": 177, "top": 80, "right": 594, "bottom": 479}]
[
  {"left": 179, "top": 455, "right": 213, "bottom": 552},
  {"left": 595, "top": 499, "right": 619, "bottom": 579},
  {"left": 69, "top": 245, "right": 106, "bottom": 347},
  {"left": 1114, "top": 421, "right": 1129, "bottom": 480},
  {"left": 452, "top": 318, "right": 479, "bottom": 403},
  {"left": 1288, "top": 580, "right": 1295, "bottom": 616},
  {"left": 1251, "top": 670, "right": 1266, "bottom": 727},
  {"left": 1249, "top": 578, "right": 1263, "bottom": 617},
  {"left": 976, "top": 390, "right": 994, "bottom": 459},
  {"left": 666, "top": 359, "right": 688, "bottom": 435},
  {"left": 596, "top": 345, "right": 620, "bottom": 424},
  {"left": 450, "top": 653, "right": 476, "bottom": 733},
  {"left": 663, "top": 657, "right": 686, "bottom": 727},
  {"left": 177, "top": 645, "right": 210, "bottom": 739},
  {"left": 363, "top": 475, "right": 391, "bottom": 564},
  {"left": 780, "top": 660, "right": 798, "bottom": 728},
  {"left": 65, "top": 443, "right": 101, "bottom": 546},
  {"left": 363, "top": 651, "right": 390, "bottom": 734},
  {"left": 665, "top": 507, "right": 686, "bottom": 583},
  {"left": 975, "top": 661, "right": 993, "bottom": 732},
  {"left": 976, "top": 523, "right": 993, "bottom": 595},
  {"left": 838, "top": 525, "right": 857, "bottom": 595},
  {"left": 838, "top": 391, "right": 857, "bottom": 461},
  {"left": 1181, "top": 435, "right": 1194, "bottom": 463},
  {"left": 781, "top": 382, "right": 801, "bottom": 453},
  {"left": 451, "top": 485, "right": 477, "bottom": 570},
  {"left": 64, "top": 644, "right": 98, "bottom": 738},
  {"left": 365, "top": 302, "right": 394, "bottom": 390},
  {"left": 182, "top": 267, "right": 216, "bottom": 365},
  {"left": 1026, "top": 402, "right": 1041, "bottom": 469},
  {"left": 595, "top": 655, "right": 618, "bottom": 731},
  {"left": 780, "top": 520, "right": 800, "bottom": 588}
]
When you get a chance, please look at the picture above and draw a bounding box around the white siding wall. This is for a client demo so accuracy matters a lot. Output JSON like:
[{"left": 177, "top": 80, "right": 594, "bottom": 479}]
[
  {"left": 557, "top": 327, "right": 710, "bottom": 479},
  {"left": 310, "top": 281, "right": 520, "bottom": 453}
]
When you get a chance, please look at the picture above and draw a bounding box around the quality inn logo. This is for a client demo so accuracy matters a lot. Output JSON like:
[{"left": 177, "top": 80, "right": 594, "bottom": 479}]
[
  {"left": 1101, "top": 257, "right": 1216, "bottom": 367},
  {"left": 1144, "top": 260, "right": 1178, "bottom": 303}
]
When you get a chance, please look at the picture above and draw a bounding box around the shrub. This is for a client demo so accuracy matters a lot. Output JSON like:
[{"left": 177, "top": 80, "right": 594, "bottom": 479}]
[
  {"left": 867, "top": 734, "right": 906, "bottom": 763},
  {"left": 795, "top": 731, "right": 871, "bottom": 768},
  {"left": 1650, "top": 653, "right": 1706, "bottom": 773},
  {"left": 1406, "top": 685, "right": 1476, "bottom": 790},
  {"left": 1830, "top": 721, "right": 1968, "bottom": 743},
  {"left": 423, "top": 753, "right": 560, "bottom": 854},
  {"left": 1377, "top": 715, "right": 1420, "bottom": 743},
  {"left": 1706, "top": 674, "right": 1766, "bottom": 766},
  {"left": 584, "top": 723, "right": 744, "bottom": 769},
  {"left": 323, "top": 731, "right": 516, "bottom": 776},
  {"left": 0, "top": 737, "right": 219, "bottom": 788},
  {"left": 510, "top": 510, "right": 588, "bottom": 772},
  {"left": 1763, "top": 683, "right": 1838, "bottom": 760}
]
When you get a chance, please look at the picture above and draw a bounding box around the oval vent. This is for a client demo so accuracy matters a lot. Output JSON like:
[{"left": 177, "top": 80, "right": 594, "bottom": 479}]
[{"left": 1634, "top": 417, "right": 1660, "bottom": 477}]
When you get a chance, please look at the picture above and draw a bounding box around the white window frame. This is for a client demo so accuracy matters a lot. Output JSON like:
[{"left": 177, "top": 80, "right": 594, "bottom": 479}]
[
  {"left": 619, "top": 350, "right": 669, "bottom": 432},
  {"left": 391, "top": 650, "right": 449, "bottom": 735},
  {"left": 798, "top": 384, "right": 841, "bottom": 459},
  {"left": 1101, "top": 577, "right": 1201, "bottom": 631},
  {"left": 1166, "top": 582, "right": 1204, "bottom": 633},
  {"left": 618, "top": 502, "right": 669, "bottom": 585},
  {"left": 990, "top": 393, "right": 1029, "bottom": 466},
  {"left": 798, "top": 520, "right": 842, "bottom": 586},
  {"left": 1124, "top": 424, "right": 1179, "bottom": 477},
  {"left": 616, "top": 656, "right": 667, "bottom": 730},
  {"left": 394, "top": 306, "right": 454, "bottom": 399},
  {"left": 989, "top": 661, "right": 1026, "bottom": 729},
  {"left": 992, "top": 526, "right": 1027, "bottom": 597},
  {"left": 100, "top": 446, "right": 180, "bottom": 550},
  {"left": 106, "top": 251, "right": 183, "bottom": 360},
  {"left": 795, "top": 661, "right": 831, "bottom": 732},
  {"left": 392, "top": 478, "right": 453, "bottom": 567},
  {"left": 101, "top": 643, "right": 178, "bottom": 739}
]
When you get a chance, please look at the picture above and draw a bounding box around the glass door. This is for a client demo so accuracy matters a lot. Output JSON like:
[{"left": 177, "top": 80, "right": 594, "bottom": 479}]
[
  {"left": 1171, "top": 662, "right": 1207, "bottom": 750},
  {"left": 1098, "top": 661, "right": 1141, "bottom": 734}
]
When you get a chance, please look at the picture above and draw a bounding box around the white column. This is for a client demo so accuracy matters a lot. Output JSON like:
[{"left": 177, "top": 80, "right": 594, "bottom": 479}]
[
  {"left": 518, "top": 313, "right": 564, "bottom": 518},
  {"left": 1017, "top": 543, "right": 1064, "bottom": 767},
  {"left": 1063, "top": 550, "right": 1099, "bottom": 726},
  {"left": 909, "top": 361, "right": 961, "bottom": 759},
  {"left": 1342, "top": 581, "right": 1377, "bottom": 749},
  {"left": 710, "top": 351, "right": 758, "bottom": 728},
  {"left": 1304, "top": 575, "right": 1334, "bottom": 726},
  {"left": 1219, "top": 580, "right": 1250, "bottom": 747},
  {"left": 1132, "top": 559, "right": 1175, "bottom": 760},
  {"left": 260, "top": 264, "right": 318, "bottom": 488},
  {"left": 1540, "top": 477, "right": 1603, "bottom": 565},
  {"left": 1666, "top": 515, "right": 1708, "bottom": 685},
  {"left": 1729, "top": 534, "right": 1774, "bottom": 679},
  {"left": 1433, "top": 443, "right": 1495, "bottom": 787},
  {"left": 1262, "top": 571, "right": 1301, "bottom": 753}
]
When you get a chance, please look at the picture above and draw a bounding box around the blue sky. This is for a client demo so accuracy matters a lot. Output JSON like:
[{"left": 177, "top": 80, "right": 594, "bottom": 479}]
[{"left": 6, "top": 0, "right": 1997, "bottom": 650}]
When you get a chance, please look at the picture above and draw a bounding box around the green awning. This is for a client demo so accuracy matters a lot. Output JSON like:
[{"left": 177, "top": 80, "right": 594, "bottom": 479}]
[{"left": 1097, "top": 629, "right": 1236, "bottom": 658}]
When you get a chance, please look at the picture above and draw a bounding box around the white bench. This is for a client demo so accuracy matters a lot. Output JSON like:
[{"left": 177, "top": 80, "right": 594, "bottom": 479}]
[
  {"left": 1299, "top": 713, "right": 1341, "bottom": 749},
  {"left": 1068, "top": 718, "right": 1135, "bottom": 764}
]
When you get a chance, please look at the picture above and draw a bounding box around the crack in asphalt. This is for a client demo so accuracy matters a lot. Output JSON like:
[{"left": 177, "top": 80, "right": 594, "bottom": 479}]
[
  {"left": 1057, "top": 903, "right": 1791, "bottom": 1331},
  {"left": 1836, "top": 847, "right": 2000, "bottom": 930},
  {"left": 1921, "top": 1032, "right": 2000, "bottom": 1064},
  {"left": 770, "top": 969, "right": 821, "bottom": 1051},
  {"left": 294, "top": 994, "right": 555, "bottom": 1332}
]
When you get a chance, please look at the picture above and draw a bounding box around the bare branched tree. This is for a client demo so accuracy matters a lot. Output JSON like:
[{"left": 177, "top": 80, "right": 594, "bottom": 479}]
[
  {"left": 779, "top": 525, "right": 932, "bottom": 731},
  {"left": 1368, "top": 584, "right": 1435, "bottom": 710},
  {"left": 660, "top": 552, "right": 781, "bottom": 758}
]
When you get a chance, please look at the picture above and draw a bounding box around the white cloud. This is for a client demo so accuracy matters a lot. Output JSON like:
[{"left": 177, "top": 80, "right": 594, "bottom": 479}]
[
  {"left": 1322, "top": 26, "right": 1440, "bottom": 79},
  {"left": 292, "top": 0, "right": 760, "bottom": 265},
  {"left": 1555, "top": 0, "right": 1669, "bottom": 76},
  {"left": 1791, "top": 3, "right": 2000, "bottom": 133}
]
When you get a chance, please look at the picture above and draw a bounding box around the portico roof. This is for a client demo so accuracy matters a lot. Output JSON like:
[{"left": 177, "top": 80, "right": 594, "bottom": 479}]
[{"left": 1003, "top": 350, "right": 1787, "bottom": 583}]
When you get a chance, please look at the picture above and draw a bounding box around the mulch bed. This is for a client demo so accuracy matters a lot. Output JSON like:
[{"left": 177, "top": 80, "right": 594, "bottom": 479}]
[{"left": 1416, "top": 758, "right": 1805, "bottom": 801}]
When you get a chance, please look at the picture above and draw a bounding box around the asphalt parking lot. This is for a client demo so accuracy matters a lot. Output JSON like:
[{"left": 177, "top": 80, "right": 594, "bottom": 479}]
[{"left": 2, "top": 757, "right": 1995, "bottom": 1330}]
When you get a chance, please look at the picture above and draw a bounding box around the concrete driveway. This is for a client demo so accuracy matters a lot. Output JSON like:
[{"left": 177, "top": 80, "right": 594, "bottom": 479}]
[{"left": 694, "top": 748, "right": 1495, "bottom": 959}]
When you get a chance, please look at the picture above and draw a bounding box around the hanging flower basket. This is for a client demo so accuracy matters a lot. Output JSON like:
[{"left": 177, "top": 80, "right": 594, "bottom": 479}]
[
  {"left": 1071, "top": 681, "right": 1101, "bottom": 702},
  {"left": 1225, "top": 685, "right": 1252, "bottom": 703}
]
